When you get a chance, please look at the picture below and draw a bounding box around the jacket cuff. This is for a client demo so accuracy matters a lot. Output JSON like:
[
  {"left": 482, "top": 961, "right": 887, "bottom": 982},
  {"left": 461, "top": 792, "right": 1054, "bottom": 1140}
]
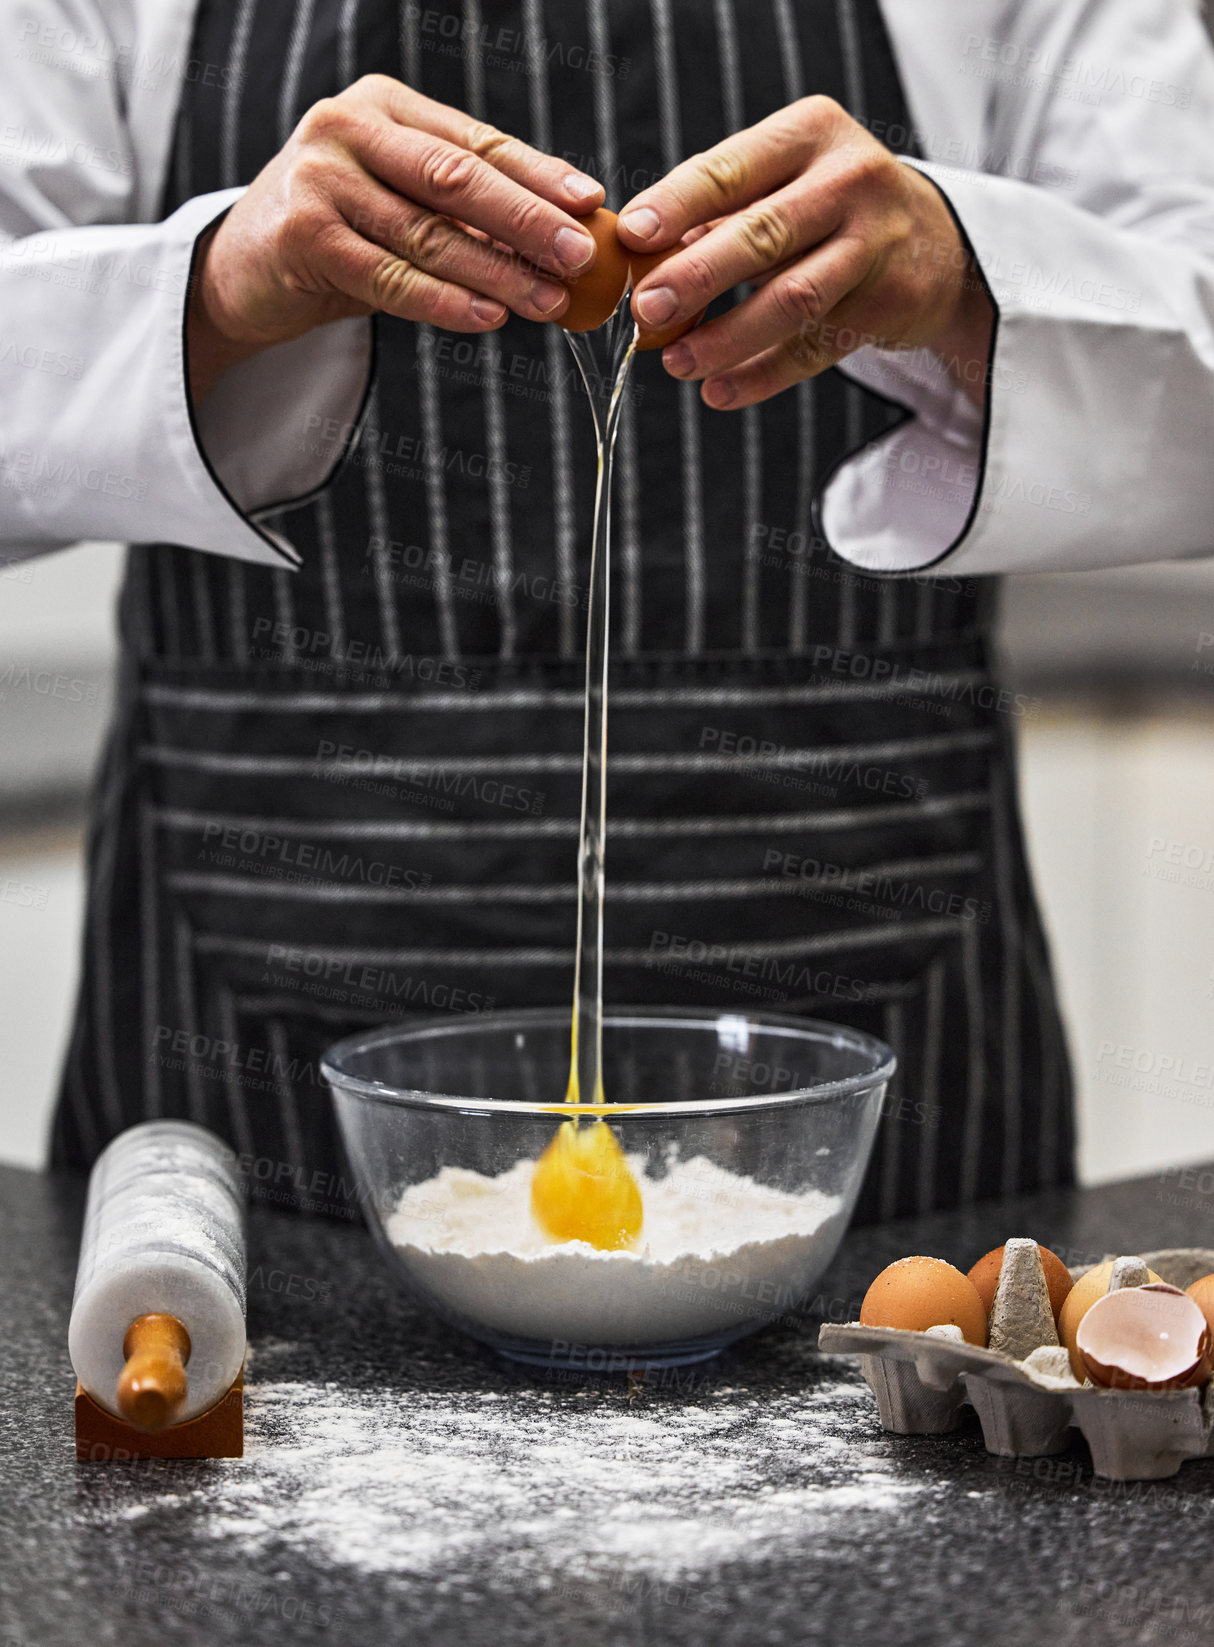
[
  {"left": 821, "top": 154, "right": 1214, "bottom": 578},
  {"left": 194, "top": 304, "right": 373, "bottom": 527},
  {"left": 1, "top": 189, "right": 371, "bottom": 568},
  {"left": 818, "top": 159, "right": 994, "bottom": 576}
]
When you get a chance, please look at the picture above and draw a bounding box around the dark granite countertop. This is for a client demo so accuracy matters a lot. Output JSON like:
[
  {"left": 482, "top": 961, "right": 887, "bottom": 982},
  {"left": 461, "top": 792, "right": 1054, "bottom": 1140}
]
[{"left": 3, "top": 1161, "right": 1213, "bottom": 1647}]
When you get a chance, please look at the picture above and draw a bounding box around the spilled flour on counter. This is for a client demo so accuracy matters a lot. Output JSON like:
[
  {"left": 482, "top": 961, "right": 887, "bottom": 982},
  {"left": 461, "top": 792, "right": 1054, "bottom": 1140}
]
[
  {"left": 78, "top": 1339, "right": 927, "bottom": 1598},
  {"left": 385, "top": 1156, "right": 846, "bottom": 1345}
]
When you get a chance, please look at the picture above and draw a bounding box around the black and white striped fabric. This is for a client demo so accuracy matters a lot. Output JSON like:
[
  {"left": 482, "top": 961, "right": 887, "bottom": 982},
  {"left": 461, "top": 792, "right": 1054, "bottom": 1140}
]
[{"left": 52, "top": 0, "right": 1076, "bottom": 1223}]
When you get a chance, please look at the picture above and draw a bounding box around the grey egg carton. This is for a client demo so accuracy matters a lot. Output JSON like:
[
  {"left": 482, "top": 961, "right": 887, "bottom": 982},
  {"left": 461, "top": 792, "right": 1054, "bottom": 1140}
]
[{"left": 818, "top": 1243, "right": 1214, "bottom": 1480}]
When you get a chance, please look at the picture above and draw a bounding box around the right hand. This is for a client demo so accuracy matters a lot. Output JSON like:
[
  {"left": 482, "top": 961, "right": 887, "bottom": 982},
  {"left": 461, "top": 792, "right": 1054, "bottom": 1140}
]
[{"left": 188, "top": 75, "right": 605, "bottom": 401}]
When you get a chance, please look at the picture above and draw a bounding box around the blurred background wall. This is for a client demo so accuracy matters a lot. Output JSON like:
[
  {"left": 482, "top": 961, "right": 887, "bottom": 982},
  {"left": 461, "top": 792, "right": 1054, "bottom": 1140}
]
[{"left": 2, "top": 538, "right": 1212, "bottom": 1182}]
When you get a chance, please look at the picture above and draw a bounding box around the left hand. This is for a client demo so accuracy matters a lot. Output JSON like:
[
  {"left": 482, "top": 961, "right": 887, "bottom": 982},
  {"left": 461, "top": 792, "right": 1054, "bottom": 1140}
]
[{"left": 618, "top": 97, "right": 994, "bottom": 411}]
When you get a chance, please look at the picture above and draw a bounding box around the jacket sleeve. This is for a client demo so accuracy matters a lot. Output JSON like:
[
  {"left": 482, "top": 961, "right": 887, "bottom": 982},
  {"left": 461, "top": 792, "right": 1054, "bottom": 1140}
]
[
  {"left": 0, "top": 0, "right": 371, "bottom": 569},
  {"left": 822, "top": 0, "right": 1214, "bottom": 577}
]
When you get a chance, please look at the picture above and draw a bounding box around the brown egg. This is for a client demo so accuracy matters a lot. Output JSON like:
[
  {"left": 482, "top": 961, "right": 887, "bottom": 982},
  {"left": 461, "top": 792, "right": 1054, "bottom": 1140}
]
[
  {"left": 967, "top": 1244, "right": 1074, "bottom": 1323},
  {"left": 555, "top": 208, "right": 631, "bottom": 334},
  {"left": 1186, "top": 1273, "right": 1214, "bottom": 1338},
  {"left": 1076, "top": 1283, "right": 1213, "bottom": 1392},
  {"left": 1058, "top": 1258, "right": 1163, "bottom": 1379},
  {"left": 628, "top": 243, "right": 708, "bottom": 353},
  {"left": 860, "top": 1255, "right": 988, "bottom": 1347},
  {"left": 554, "top": 209, "right": 709, "bottom": 347}
]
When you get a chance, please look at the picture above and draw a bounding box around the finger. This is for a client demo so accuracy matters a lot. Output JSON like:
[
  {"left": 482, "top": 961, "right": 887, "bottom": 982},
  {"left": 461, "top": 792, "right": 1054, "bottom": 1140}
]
[
  {"left": 316, "top": 222, "right": 512, "bottom": 331},
  {"left": 617, "top": 99, "right": 834, "bottom": 250},
  {"left": 699, "top": 335, "right": 834, "bottom": 410},
  {"left": 389, "top": 129, "right": 601, "bottom": 276},
  {"left": 363, "top": 77, "right": 606, "bottom": 214},
  {"left": 339, "top": 179, "right": 571, "bottom": 320},
  {"left": 299, "top": 96, "right": 599, "bottom": 275},
  {"left": 630, "top": 179, "right": 845, "bottom": 333},
  {"left": 695, "top": 283, "right": 884, "bottom": 409},
  {"left": 748, "top": 261, "right": 794, "bottom": 290},
  {"left": 659, "top": 236, "right": 874, "bottom": 383}
]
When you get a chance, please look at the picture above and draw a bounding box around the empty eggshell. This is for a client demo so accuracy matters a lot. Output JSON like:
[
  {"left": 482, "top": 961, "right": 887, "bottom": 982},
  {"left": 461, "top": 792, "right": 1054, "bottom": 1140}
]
[
  {"left": 968, "top": 1242, "right": 1073, "bottom": 1322},
  {"left": 1076, "top": 1282, "right": 1213, "bottom": 1392},
  {"left": 1185, "top": 1273, "right": 1214, "bottom": 1338},
  {"left": 860, "top": 1256, "right": 988, "bottom": 1347},
  {"left": 1058, "top": 1258, "right": 1163, "bottom": 1379},
  {"left": 556, "top": 209, "right": 631, "bottom": 334}
]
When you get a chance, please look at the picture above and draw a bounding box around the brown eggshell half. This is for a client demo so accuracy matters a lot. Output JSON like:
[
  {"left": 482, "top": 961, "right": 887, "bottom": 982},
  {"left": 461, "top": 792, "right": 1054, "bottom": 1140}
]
[
  {"left": 1076, "top": 1282, "right": 1213, "bottom": 1392},
  {"left": 1058, "top": 1258, "right": 1164, "bottom": 1379},
  {"left": 1185, "top": 1273, "right": 1214, "bottom": 1339},
  {"left": 967, "top": 1243, "right": 1074, "bottom": 1323},
  {"left": 859, "top": 1255, "right": 988, "bottom": 1347},
  {"left": 555, "top": 209, "right": 632, "bottom": 334},
  {"left": 628, "top": 244, "right": 708, "bottom": 352}
]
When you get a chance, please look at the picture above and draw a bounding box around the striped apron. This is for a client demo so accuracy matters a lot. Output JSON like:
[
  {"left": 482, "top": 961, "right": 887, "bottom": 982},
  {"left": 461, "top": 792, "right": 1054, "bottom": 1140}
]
[{"left": 52, "top": 0, "right": 1076, "bottom": 1224}]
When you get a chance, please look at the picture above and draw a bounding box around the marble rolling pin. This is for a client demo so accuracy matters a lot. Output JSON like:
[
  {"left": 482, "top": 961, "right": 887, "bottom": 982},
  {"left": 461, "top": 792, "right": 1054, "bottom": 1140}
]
[{"left": 69, "top": 1121, "right": 246, "bottom": 1432}]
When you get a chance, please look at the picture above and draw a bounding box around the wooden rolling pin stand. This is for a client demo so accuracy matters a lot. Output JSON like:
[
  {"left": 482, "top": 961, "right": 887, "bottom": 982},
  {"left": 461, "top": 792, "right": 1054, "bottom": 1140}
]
[{"left": 75, "top": 1313, "right": 244, "bottom": 1462}]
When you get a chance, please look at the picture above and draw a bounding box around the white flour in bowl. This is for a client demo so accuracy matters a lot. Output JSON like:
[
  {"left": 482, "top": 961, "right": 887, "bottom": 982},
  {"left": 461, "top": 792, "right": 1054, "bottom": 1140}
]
[{"left": 385, "top": 1155, "right": 845, "bottom": 1346}]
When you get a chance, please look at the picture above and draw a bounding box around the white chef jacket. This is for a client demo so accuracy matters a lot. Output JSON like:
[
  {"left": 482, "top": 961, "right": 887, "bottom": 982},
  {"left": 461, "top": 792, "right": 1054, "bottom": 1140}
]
[{"left": 2, "top": 0, "right": 1213, "bottom": 578}]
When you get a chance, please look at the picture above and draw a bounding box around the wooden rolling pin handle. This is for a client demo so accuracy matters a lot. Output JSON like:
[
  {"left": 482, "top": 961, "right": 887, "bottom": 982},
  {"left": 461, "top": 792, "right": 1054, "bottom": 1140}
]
[{"left": 117, "top": 1313, "right": 192, "bottom": 1432}]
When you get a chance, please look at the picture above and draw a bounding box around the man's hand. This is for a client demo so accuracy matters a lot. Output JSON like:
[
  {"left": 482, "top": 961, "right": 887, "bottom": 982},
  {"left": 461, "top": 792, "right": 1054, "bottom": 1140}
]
[
  {"left": 188, "top": 75, "right": 605, "bottom": 402},
  {"left": 618, "top": 96, "right": 994, "bottom": 411}
]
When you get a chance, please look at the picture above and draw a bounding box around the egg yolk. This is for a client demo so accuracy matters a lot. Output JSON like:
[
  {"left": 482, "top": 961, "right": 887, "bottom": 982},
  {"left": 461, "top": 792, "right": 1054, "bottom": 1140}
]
[{"left": 530, "top": 1119, "right": 643, "bottom": 1251}]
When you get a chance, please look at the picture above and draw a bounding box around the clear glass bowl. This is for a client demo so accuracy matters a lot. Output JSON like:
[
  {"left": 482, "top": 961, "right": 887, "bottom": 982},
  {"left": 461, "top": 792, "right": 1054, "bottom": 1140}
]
[{"left": 323, "top": 1007, "right": 894, "bottom": 1371}]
